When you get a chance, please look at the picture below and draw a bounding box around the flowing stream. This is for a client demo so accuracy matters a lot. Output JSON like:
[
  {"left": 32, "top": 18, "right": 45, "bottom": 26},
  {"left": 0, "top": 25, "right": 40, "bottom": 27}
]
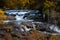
[{"left": 4, "top": 11, "right": 60, "bottom": 35}]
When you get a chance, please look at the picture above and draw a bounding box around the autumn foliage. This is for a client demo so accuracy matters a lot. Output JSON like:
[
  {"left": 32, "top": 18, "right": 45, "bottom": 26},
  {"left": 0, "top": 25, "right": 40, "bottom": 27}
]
[
  {"left": 0, "top": 9, "right": 7, "bottom": 25},
  {"left": 0, "top": 0, "right": 60, "bottom": 40},
  {"left": 0, "top": 9, "right": 7, "bottom": 20}
]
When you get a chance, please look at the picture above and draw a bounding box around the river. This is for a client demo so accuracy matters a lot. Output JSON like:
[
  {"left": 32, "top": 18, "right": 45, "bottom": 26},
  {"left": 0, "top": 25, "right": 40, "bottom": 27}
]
[{"left": 4, "top": 10, "right": 60, "bottom": 35}]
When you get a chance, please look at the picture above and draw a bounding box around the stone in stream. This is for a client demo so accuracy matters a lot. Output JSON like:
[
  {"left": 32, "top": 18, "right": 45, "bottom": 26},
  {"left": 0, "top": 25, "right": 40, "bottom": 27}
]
[
  {"left": 7, "top": 16, "right": 16, "bottom": 20},
  {"left": 21, "top": 21, "right": 33, "bottom": 28}
]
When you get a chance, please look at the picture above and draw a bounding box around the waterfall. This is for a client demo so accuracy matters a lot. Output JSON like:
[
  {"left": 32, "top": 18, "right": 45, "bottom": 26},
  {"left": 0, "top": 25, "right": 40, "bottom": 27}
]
[
  {"left": 15, "top": 15, "right": 24, "bottom": 20},
  {"left": 15, "top": 12, "right": 28, "bottom": 20}
]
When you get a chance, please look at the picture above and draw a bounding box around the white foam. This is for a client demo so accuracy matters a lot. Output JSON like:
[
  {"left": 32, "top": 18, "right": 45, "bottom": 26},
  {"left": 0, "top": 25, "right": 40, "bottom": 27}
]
[{"left": 49, "top": 25, "right": 60, "bottom": 33}]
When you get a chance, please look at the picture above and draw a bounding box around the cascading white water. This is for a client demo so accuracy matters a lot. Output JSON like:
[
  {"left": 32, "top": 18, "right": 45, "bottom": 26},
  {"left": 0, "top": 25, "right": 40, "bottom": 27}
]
[
  {"left": 15, "top": 15, "right": 24, "bottom": 20},
  {"left": 15, "top": 12, "right": 28, "bottom": 20},
  {"left": 49, "top": 25, "right": 60, "bottom": 33},
  {"left": 4, "top": 11, "right": 60, "bottom": 34}
]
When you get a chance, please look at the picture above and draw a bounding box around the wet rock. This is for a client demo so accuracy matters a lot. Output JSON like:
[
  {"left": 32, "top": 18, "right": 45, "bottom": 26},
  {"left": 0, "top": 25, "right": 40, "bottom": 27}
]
[
  {"left": 7, "top": 16, "right": 16, "bottom": 20},
  {"left": 21, "top": 21, "right": 33, "bottom": 28}
]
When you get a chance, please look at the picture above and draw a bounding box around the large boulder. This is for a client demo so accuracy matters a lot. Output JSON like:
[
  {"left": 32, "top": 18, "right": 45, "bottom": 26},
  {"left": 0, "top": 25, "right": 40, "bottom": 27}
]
[{"left": 7, "top": 16, "right": 16, "bottom": 20}]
